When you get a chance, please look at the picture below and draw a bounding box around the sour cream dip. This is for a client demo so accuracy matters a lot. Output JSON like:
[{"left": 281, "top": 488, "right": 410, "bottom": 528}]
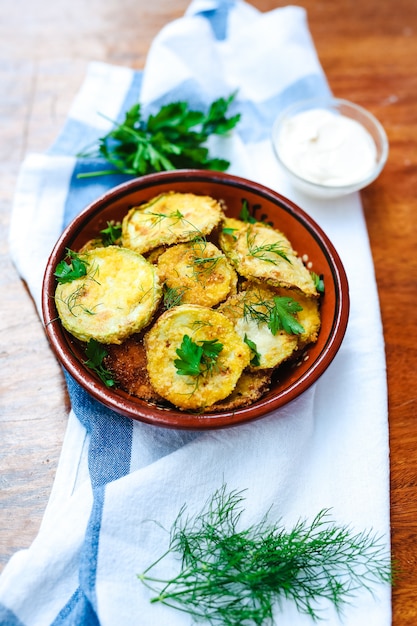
[{"left": 276, "top": 108, "right": 378, "bottom": 187}]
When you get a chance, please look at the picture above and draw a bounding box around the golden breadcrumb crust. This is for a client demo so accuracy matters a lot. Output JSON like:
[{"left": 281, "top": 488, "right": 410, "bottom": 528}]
[
  {"left": 157, "top": 241, "right": 237, "bottom": 307},
  {"left": 144, "top": 304, "right": 250, "bottom": 411},
  {"left": 219, "top": 218, "right": 318, "bottom": 297},
  {"left": 55, "top": 246, "right": 161, "bottom": 344},
  {"left": 122, "top": 191, "right": 224, "bottom": 254}
]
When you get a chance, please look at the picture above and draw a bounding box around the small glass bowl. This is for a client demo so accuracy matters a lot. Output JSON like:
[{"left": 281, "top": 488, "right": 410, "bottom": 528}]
[{"left": 271, "top": 97, "right": 389, "bottom": 199}]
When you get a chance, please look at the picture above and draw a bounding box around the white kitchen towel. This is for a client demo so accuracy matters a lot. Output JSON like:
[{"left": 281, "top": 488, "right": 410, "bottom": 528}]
[{"left": 1, "top": 1, "right": 391, "bottom": 625}]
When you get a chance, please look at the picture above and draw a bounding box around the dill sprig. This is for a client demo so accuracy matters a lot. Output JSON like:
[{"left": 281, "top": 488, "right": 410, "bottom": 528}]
[
  {"left": 163, "top": 285, "right": 188, "bottom": 309},
  {"left": 246, "top": 229, "right": 291, "bottom": 265},
  {"left": 138, "top": 485, "right": 393, "bottom": 625},
  {"left": 189, "top": 238, "right": 223, "bottom": 276}
]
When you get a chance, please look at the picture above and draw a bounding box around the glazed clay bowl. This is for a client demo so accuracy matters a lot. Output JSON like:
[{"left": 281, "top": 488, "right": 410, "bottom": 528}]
[{"left": 42, "top": 169, "right": 349, "bottom": 429}]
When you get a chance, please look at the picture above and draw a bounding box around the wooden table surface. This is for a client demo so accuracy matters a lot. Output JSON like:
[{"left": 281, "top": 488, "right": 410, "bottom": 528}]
[{"left": 1, "top": 0, "right": 416, "bottom": 623}]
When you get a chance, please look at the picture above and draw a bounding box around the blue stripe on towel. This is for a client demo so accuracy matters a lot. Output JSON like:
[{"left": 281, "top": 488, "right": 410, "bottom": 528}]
[
  {"left": 65, "top": 373, "right": 133, "bottom": 487},
  {"left": 0, "top": 606, "right": 25, "bottom": 626},
  {"left": 198, "top": 0, "right": 236, "bottom": 40},
  {"left": 143, "top": 73, "right": 330, "bottom": 145},
  {"left": 51, "top": 587, "right": 99, "bottom": 626},
  {"left": 49, "top": 72, "right": 143, "bottom": 158},
  {"left": 79, "top": 487, "right": 106, "bottom": 614},
  {"left": 61, "top": 377, "right": 133, "bottom": 621}
]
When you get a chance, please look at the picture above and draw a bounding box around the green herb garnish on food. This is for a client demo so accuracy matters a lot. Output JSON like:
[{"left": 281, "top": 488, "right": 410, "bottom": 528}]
[
  {"left": 138, "top": 485, "right": 393, "bottom": 625},
  {"left": 163, "top": 285, "right": 188, "bottom": 310},
  {"left": 174, "top": 334, "right": 223, "bottom": 378},
  {"left": 76, "top": 93, "right": 240, "bottom": 178},
  {"left": 221, "top": 226, "right": 238, "bottom": 238},
  {"left": 54, "top": 250, "right": 89, "bottom": 284},
  {"left": 84, "top": 339, "right": 116, "bottom": 388},
  {"left": 246, "top": 230, "right": 291, "bottom": 265},
  {"left": 244, "top": 295, "right": 305, "bottom": 336},
  {"left": 99, "top": 221, "right": 122, "bottom": 246},
  {"left": 239, "top": 198, "right": 258, "bottom": 223},
  {"left": 311, "top": 271, "right": 325, "bottom": 294},
  {"left": 244, "top": 333, "right": 261, "bottom": 366},
  {"left": 268, "top": 296, "right": 305, "bottom": 335}
]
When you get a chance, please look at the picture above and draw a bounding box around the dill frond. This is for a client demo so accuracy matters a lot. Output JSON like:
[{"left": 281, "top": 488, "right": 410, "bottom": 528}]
[{"left": 138, "top": 485, "right": 393, "bottom": 625}]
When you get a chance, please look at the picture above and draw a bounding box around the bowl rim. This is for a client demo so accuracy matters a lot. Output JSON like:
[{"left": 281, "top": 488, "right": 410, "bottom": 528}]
[
  {"left": 271, "top": 96, "right": 389, "bottom": 194},
  {"left": 42, "top": 169, "right": 350, "bottom": 429}
]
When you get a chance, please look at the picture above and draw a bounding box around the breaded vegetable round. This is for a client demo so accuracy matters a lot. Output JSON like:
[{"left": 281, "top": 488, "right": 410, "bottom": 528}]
[
  {"left": 55, "top": 246, "right": 161, "bottom": 344},
  {"left": 219, "top": 284, "right": 299, "bottom": 370},
  {"left": 157, "top": 240, "right": 237, "bottom": 307},
  {"left": 122, "top": 191, "right": 224, "bottom": 254},
  {"left": 205, "top": 370, "right": 271, "bottom": 413},
  {"left": 219, "top": 218, "right": 318, "bottom": 297},
  {"left": 144, "top": 304, "right": 251, "bottom": 411},
  {"left": 273, "top": 286, "right": 321, "bottom": 348}
]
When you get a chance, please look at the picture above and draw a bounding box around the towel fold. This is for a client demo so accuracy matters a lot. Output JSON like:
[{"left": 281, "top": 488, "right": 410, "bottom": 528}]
[{"left": 1, "top": 1, "right": 391, "bottom": 624}]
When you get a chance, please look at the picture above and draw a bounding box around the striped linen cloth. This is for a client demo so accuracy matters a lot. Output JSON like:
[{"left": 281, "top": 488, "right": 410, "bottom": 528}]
[{"left": 1, "top": 1, "right": 391, "bottom": 624}]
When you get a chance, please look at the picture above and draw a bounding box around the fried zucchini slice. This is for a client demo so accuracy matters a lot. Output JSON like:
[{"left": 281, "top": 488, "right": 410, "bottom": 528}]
[
  {"left": 122, "top": 192, "right": 225, "bottom": 254},
  {"left": 205, "top": 370, "right": 271, "bottom": 412},
  {"left": 157, "top": 240, "right": 237, "bottom": 308},
  {"left": 219, "top": 218, "right": 318, "bottom": 297},
  {"left": 272, "top": 286, "right": 321, "bottom": 348},
  {"left": 144, "top": 304, "right": 251, "bottom": 411},
  {"left": 55, "top": 246, "right": 161, "bottom": 344},
  {"left": 218, "top": 284, "right": 300, "bottom": 370}
]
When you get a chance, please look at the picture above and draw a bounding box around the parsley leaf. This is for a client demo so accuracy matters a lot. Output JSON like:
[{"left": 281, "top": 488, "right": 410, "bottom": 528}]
[
  {"left": 269, "top": 297, "right": 305, "bottom": 335},
  {"left": 239, "top": 199, "right": 258, "bottom": 224},
  {"left": 244, "top": 334, "right": 261, "bottom": 367},
  {"left": 77, "top": 94, "right": 240, "bottom": 179},
  {"left": 174, "top": 334, "right": 223, "bottom": 378},
  {"left": 54, "top": 250, "right": 88, "bottom": 284},
  {"left": 84, "top": 339, "right": 116, "bottom": 388},
  {"left": 100, "top": 221, "right": 122, "bottom": 246},
  {"left": 243, "top": 295, "right": 305, "bottom": 336},
  {"left": 311, "top": 271, "right": 325, "bottom": 294}
]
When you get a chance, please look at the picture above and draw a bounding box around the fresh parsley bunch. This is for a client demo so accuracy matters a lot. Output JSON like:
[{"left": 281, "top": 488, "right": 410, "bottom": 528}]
[{"left": 77, "top": 93, "right": 240, "bottom": 178}]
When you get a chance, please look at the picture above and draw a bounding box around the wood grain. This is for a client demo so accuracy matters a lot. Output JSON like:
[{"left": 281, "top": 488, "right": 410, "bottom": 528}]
[{"left": 1, "top": 0, "right": 416, "bottom": 622}]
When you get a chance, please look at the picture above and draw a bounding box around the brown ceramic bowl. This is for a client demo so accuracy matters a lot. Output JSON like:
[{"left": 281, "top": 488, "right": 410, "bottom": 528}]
[{"left": 42, "top": 170, "right": 349, "bottom": 429}]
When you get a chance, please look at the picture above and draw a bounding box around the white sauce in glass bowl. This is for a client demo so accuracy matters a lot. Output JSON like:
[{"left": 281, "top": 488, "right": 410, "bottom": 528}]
[{"left": 276, "top": 108, "right": 378, "bottom": 187}]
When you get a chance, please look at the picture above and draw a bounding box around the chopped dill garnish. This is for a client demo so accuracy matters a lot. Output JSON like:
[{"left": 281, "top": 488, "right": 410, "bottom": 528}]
[
  {"left": 163, "top": 285, "right": 188, "bottom": 309},
  {"left": 246, "top": 229, "right": 291, "bottom": 264},
  {"left": 146, "top": 209, "right": 185, "bottom": 227},
  {"left": 138, "top": 485, "right": 393, "bottom": 625},
  {"left": 188, "top": 239, "right": 223, "bottom": 275},
  {"left": 145, "top": 210, "right": 204, "bottom": 241}
]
